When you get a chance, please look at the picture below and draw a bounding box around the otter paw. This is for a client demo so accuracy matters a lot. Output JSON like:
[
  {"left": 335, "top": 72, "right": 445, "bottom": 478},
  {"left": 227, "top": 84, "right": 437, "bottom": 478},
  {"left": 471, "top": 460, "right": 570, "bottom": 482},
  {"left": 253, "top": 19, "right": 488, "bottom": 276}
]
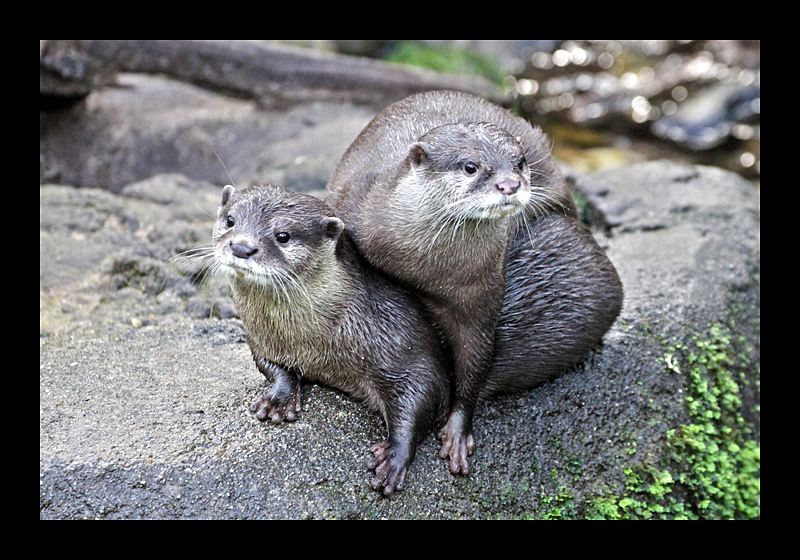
[
  {"left": 249, "top": 386, "right": 301, "bottom": 424},
  {"left": 437, "top": 424, "right": 475, "bottom": 476},
  {"left": 367, "top": 442, "right": 409, "bottom": 495}
]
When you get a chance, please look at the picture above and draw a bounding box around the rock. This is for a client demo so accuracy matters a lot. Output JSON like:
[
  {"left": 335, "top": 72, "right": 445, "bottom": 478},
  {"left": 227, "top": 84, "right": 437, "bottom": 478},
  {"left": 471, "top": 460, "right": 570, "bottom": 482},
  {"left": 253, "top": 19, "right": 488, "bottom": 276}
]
[
  {"left": 40, "top": 40, "right": 116, "bottom": 105},
  {"left": 39, "top": 161, "right": 759, "bottom": 519},
  {"left": 40, "top": 40, "right": 503, "bottom": 192},
  {"left": 80, "top": 40, "right": 502, "bottom": 108},
  {"left": 39, "top": 42, "right": 758, "bottom": 517},
  {"left": 40, "top": 72, "right": 378, "bottom": 193},
  {"left": 580, "top": 161, "right": 760, "bottom": 329}
]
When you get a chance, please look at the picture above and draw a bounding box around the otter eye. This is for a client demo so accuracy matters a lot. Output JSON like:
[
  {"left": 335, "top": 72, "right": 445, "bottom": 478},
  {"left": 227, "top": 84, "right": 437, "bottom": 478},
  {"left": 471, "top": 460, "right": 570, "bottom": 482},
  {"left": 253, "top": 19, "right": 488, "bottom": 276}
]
[
  {"left": 517, "top": 156, "right": 527, "bottom": 171},
  {"left": 226, "top": 215, "right": 235, "bottom": 228},
  {"left": 464, "top": 161, "right": 479, "bottom": 175},
  {"left": 275, "top": 232, "right": 291, "bottom": 244}
]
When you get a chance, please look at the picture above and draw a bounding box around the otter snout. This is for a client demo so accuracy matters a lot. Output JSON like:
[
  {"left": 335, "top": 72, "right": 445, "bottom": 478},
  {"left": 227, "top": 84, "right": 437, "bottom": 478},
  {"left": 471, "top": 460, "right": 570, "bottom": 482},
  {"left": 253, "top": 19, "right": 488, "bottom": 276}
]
[
  {"left": 231, "top": 241, "right": 258, "bottom": 259},
  {"left": 495, "top": 180, "right": 521, "bottom": 196}
]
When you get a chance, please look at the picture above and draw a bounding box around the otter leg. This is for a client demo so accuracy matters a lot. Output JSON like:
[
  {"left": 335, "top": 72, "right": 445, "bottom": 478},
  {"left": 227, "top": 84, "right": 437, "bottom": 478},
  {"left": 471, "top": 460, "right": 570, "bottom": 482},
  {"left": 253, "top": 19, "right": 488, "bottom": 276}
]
[
  {"left": 367, "top": 435, "right": 414, "bottom": 496},
  {"left": 368, "top": 381, "right": 446, "bottom": 495},
  {"left": 431, "top": 307, "right": 494, "bottom": 476},
  {"left": 437, "top": 406, "right": 476, "bottom": 475},
  {"left": 249, "top": 359, "right": 302, "bottom": 424}
]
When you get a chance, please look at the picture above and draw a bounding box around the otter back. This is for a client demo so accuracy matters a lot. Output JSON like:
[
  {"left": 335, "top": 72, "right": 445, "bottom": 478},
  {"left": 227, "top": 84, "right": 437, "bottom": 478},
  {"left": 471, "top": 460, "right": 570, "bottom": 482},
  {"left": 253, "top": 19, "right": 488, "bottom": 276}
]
[{"left": 325, "top": 90, "right": 622, "bottom": 477}]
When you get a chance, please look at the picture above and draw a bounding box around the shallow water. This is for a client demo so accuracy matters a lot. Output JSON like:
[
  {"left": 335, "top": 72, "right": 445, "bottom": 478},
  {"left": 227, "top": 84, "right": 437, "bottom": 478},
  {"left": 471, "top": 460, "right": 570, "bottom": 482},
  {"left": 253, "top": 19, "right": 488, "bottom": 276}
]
[{"left": 509, "top": 40, "right": 760, "bottom": 189}]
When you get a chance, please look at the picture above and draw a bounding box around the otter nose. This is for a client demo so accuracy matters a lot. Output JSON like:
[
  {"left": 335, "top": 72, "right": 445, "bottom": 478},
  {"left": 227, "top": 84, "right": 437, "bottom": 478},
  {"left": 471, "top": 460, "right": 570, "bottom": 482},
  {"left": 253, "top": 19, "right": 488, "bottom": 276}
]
[
  {"left": 230, "top": 241, "right": 258, "bottom": 259},
  {"left": 495, "top": 180, "right": 520, "bottom": 196}
]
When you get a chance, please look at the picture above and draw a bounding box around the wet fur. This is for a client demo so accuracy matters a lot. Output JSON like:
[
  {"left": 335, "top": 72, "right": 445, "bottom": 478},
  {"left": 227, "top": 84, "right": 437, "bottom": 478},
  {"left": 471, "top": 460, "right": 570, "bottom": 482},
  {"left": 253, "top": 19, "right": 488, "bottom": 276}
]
[
  {"left": 488, "top": 211, "right": 623, "bottom": 394},
  {"left": 208, "top": 184, "right": 451, "bottom": 494},
  {"left": 326, "top": 90, "right": 623, "bottom": 474}
]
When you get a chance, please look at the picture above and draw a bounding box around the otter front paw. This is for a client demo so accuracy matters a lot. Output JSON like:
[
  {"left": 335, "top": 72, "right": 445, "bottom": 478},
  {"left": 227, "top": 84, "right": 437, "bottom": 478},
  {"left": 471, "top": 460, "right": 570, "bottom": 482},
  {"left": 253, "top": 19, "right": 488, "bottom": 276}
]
[
  {"left": 367, "top": 441, "right": 411, "bottom": 495},
  {"left": 437, "top": 419, "right": 475, "bottom": 476},
  {"left": 249, "top": 384, "right": 302, "bottom": 424}
]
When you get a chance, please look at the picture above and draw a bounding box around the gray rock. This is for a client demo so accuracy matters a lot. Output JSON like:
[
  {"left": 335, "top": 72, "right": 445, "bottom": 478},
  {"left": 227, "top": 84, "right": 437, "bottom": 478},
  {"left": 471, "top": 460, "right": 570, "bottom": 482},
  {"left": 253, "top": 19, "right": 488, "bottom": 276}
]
[
  {"left": 39, "top": 160, "right": 759, "bottom": 519},
  {"left": 40, "top": 40, "right": 115, "bottom": 103},
  {"left": 40, "top": 40, "right": 503, "bottom": 193},
  {"left": 81, "top": 40, "right": 502, "bottom": 108},
  {"left": 39, "top": 42, "right": 758, "bottom": 518},
  {"left": 40, "top": 72, "right": 378, "bottom": 193}
]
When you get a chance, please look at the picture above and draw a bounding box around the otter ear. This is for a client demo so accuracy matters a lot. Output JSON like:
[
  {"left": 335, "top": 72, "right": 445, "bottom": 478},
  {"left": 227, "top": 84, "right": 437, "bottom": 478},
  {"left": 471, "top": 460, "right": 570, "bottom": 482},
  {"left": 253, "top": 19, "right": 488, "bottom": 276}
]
[
  {"left": 321, "top": 216, "right": 344, "bottom": 243},
  {"left": 409, "top": 142, "right": 429, "bottom": 168},
  {"left": 221, "top": 184, "right": 236, "bottom": 206}
]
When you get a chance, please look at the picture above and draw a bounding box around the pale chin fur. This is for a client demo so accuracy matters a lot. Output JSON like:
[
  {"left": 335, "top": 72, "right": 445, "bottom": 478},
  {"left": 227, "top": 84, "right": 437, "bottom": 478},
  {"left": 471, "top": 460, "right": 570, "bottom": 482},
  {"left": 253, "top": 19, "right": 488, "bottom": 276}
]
[
  {"left": 466, "top": 189, "right": 531, "bottom": 220},
  {"left": 409, "top": 172, "right": 532, "bottom": 221},
  {"left": 215, "top": 253, "right": 275, "bottom": 289}
]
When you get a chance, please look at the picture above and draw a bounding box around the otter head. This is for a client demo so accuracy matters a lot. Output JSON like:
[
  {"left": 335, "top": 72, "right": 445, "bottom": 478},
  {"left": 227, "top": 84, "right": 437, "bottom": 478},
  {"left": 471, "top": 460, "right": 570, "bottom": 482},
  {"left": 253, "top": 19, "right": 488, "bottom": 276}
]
[
  {"left": 212, "top": 184, "right": 344, "bottom": 296},
  {"left": 407, "top": 122, "right": 532, "bottom": 220}
]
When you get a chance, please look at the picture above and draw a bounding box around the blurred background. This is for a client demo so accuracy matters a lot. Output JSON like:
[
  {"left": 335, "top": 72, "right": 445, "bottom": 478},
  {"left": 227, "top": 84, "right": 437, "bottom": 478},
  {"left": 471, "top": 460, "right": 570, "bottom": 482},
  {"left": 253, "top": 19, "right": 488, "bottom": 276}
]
[
  {"left": 41, "top": 40, "right": 760, "bottom": 191},
  {"left": 336, "top": 40, "right": 760, "bottom": 189}
]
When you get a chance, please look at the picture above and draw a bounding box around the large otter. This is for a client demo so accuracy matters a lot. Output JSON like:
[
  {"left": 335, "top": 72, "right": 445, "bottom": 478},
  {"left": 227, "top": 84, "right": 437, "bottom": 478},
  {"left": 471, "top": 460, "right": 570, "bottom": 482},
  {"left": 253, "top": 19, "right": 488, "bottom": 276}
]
[
  {"left": 326, "top": 90, "right": 623, "bottom": 475},
  {"left": 210, "top": 184, "right": 450, "bottom": 494}
]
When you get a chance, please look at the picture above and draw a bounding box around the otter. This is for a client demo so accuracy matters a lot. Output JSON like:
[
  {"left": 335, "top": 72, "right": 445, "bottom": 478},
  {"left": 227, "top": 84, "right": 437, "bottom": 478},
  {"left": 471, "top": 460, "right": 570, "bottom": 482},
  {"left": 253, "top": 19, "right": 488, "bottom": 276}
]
[
  {"left": 326, "top": 90, "right": 623, "bottom": 475},
  {"left": 210, "top": 184, "right": 450, "bottom": 494}
]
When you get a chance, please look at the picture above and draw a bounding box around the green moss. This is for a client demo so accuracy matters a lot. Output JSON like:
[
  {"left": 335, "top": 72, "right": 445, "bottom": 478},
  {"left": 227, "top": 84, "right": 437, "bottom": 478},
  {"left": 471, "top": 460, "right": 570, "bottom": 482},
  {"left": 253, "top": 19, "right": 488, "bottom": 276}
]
[
  {"left": 384, "top": 42, "right": 506, "bottom": 85},
  {"left": 541, "top": 487, "right": 577, "bottom": 520},
  {"left": 663, "top": 324, "right": 760, "bottom": 519},
  {"left": 571, "top": 189, "right": 590, "bottom": 225},
  {"left": 584, "top": 323, "right": 760, "bottom": 519}
]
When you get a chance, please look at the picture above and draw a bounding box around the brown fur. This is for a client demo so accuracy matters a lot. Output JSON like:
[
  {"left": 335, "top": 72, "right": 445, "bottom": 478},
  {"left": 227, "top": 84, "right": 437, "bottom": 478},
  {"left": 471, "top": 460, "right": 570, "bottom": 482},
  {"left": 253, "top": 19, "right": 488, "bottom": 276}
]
[
  {"left": 211, "top": 184, "right": 450, "bottom": 494},
  {"left": 326, "top": 90, "right": 623, "bottom": 475}
]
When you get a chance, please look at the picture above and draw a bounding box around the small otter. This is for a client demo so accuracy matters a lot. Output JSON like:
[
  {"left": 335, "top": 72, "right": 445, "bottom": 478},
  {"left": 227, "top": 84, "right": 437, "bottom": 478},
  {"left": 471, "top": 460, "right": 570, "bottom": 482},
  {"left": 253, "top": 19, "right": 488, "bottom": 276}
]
[
  {"left": 211, "top": 184, "right": 450, "bottom": 494},
  {"left": 327, "top": 90, "right": 622, "bottom": 475}
]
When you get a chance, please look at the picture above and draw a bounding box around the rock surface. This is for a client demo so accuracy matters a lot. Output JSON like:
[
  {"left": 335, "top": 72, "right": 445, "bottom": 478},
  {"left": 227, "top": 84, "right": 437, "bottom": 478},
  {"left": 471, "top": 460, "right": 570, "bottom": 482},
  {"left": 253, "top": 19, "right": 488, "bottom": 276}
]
[{"left": 40, "top": 41, "right": 759, "bottom": 519}]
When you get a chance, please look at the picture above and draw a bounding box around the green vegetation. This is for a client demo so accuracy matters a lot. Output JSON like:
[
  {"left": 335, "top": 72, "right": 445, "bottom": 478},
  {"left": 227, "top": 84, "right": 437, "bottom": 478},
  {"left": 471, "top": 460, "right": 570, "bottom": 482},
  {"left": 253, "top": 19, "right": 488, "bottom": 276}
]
[
  {"left": 581, "top": 323, "right": 760, "bottom": 519},
  {"left": 384, "top": 41, "right": 506, "bottom": 85},
  {"left": 530, "top": 322, "right": 759, "bottom": 519}
]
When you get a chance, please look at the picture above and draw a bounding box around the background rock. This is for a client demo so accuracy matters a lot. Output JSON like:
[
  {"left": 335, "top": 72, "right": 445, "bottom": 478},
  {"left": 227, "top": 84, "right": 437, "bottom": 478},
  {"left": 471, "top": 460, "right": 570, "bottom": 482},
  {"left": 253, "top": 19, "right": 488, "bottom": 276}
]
[
  {"left": 40, "top": 40, "right": 502, "bottom": 193},
  {"left": 40, "top": 41, "right": 759, "bottom": 519}
]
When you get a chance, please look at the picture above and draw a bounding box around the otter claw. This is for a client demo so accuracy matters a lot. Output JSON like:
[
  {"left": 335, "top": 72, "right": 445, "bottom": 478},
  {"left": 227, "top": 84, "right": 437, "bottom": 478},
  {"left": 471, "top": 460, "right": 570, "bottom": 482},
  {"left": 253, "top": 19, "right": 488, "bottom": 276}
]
[
  {"left": 249, "top": 385, "right": 301, "bottom": 424},
  {"left": 368, "top": 441, "right": 409, "bottom": 495},
  {"left": 437, "top": 424, "right": 475, "bottom": 476}
]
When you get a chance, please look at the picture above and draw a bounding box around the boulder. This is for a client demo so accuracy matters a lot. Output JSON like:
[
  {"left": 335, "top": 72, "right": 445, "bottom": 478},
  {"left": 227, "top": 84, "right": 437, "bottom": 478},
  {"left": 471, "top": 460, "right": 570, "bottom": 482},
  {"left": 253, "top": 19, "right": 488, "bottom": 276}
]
[
  {"left": 40, "top": 42, "right": 759, "bottom": 518},
  {"left": 39, "top": 161, "right": 759, "bottom": 519},
  {"left": 40, "top": 40, "right": 502, "bottom": 193}
]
